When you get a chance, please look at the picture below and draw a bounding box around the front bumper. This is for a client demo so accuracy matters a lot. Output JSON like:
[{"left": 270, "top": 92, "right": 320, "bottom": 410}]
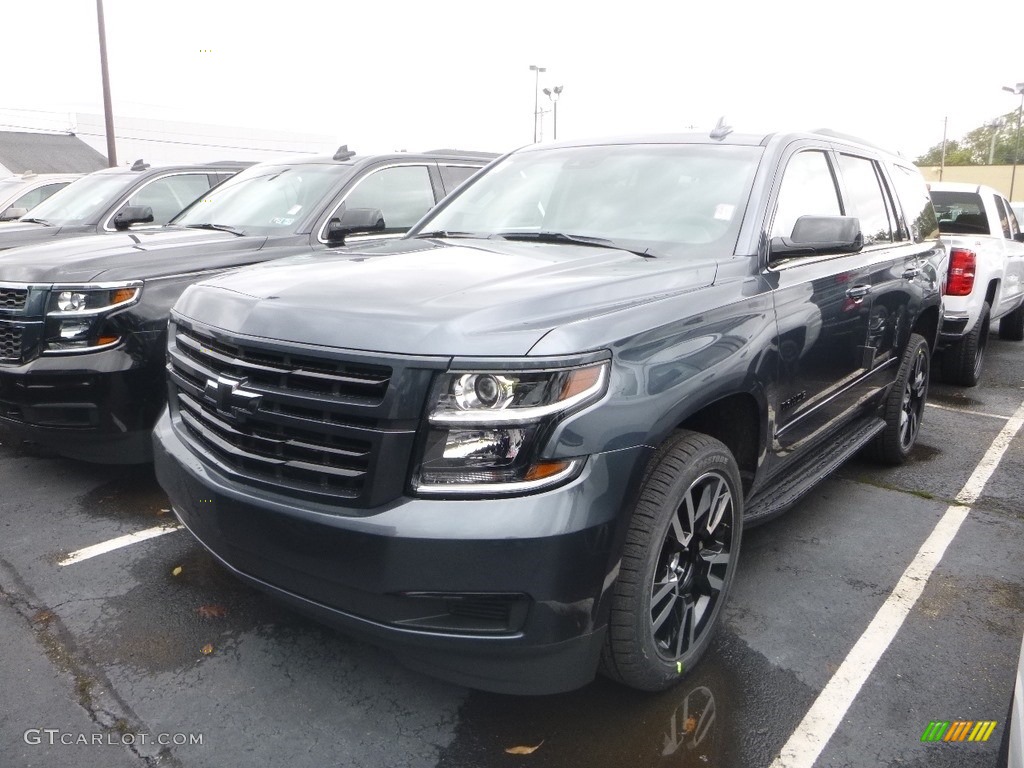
[
  {"left": 153, "top": 409, "right": 649, "bottom": 694},
  {"left": 0, "top": 334, "right": 165, "bottom": 463}
]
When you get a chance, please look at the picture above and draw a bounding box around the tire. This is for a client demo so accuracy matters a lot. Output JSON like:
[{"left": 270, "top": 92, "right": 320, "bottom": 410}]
[
  {"left": 941, "top": 302, "right": 990, "bottom": 387},
  {"left": 868, "top": 333, "right": 930, "bottom": 465},
  {"left": 999, "top": 303, "right": 1024, "bottom": 341},
  {"left": 600, "top": 430, "right": 742, "bottom": 691}
]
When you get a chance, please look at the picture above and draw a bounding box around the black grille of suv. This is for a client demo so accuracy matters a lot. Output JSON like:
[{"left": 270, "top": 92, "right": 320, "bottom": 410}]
[
  {"left": 0, "top": 326, "right": 22, "bottom": 360},
  {"left": 0, "top": 287, "right": 28, "bottom": 311},
  {"left": 167, "top": 322, "right": 424, "bottom": 508}
]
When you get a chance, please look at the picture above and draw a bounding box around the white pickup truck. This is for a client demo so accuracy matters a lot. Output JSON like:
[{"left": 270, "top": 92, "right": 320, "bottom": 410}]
[{"left": 929, "top": 182, "right": 1024, "bottom": 385}]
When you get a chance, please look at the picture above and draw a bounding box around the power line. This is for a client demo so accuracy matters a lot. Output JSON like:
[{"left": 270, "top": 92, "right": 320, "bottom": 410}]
[{"left": 73, "top": 131, "right": 321, "bottom": 154}]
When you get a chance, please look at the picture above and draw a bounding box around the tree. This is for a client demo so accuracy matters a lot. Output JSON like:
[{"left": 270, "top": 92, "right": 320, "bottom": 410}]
[{"left": 915, "top": 111, "right": 1024, "bottom": 166}]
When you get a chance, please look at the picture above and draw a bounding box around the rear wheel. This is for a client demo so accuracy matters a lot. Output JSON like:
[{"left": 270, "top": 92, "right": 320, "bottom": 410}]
[
  {"left": 941, "top": 302, "right": 989, "bottom": 387},
  {"left": 601, "top": 430, "right": 742, "bottom": 691},
  {"left": 999, "top": 304, "right": 1024, "bottom": 341},
  {"left": 869, "top": 333, "right": 929, "bottom": 465}
]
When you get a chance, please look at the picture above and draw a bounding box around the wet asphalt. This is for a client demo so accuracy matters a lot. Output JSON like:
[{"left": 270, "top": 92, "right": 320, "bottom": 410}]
[{"left": 0, "top": 338, "right": 1022, "bottom": 768}]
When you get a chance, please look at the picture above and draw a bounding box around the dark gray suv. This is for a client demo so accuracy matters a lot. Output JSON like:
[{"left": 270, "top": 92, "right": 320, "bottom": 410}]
[{"left": 153, "top": 130, "right": 945, "bottom": 694}]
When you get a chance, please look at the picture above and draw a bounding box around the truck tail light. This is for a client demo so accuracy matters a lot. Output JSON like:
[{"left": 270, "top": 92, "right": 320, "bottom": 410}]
[{"left": 946, "top": 248, "right": 976, "bottom": 296}]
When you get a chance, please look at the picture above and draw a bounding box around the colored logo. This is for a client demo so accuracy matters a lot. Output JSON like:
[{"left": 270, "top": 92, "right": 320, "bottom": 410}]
[{"left": 921, "top": 720, "right": 998, "bottom": 742}]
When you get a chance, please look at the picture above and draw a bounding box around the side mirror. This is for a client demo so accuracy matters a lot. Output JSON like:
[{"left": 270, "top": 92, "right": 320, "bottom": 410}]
[
  {"left": 111, "top": 205, "right": 154, "bottom": 230},
  {"left": 0, "top": 207, "right": 28, "bottom": 222},
  {"left": 325, "top": 207, "right": 385, "bottom": 244},
  {"left": 770, "top": 215, "right": 863, "bottom": 259}
]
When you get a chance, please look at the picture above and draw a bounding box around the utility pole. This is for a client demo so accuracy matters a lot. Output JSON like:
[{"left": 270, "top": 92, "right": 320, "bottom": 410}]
[
  {"left": 96, "top": 0, "right": 117, "bottom": 167},
  {"left": 939, "top": 116, "right": 947, "bottom": 181}
]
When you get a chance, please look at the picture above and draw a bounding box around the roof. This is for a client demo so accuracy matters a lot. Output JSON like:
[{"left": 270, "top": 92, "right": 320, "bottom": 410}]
[{"left": 0, "top": 131, "right": 109, "bottom": 174}]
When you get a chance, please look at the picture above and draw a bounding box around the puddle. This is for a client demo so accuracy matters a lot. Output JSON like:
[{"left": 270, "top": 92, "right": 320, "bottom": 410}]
[
  {"left": 437, "top": 630, "right": 815, "bottom": 768},
  {"left": 76, "top": 465, "right": 171, "bottom": 522}
]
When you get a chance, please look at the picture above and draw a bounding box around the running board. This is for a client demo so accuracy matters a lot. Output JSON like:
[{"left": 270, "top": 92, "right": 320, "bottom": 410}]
[{"left": 743, "top": 416, "right": 886, "bottom": 527}]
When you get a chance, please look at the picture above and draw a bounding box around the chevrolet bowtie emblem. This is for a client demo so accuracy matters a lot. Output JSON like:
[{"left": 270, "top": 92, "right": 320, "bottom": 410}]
[{"left": 203, "top": 375, "right": 262, "bottom": 416}]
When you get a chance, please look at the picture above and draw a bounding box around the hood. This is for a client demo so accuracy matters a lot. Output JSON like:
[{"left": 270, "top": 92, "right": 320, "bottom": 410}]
[
  {"left": 0, "top": 220, "right": 63, "bottom": 250},
  {"left": 174, "top": 238, "right": 718, "bottom": 357},
  {"left": 0, "top": 228, "right": 269, "bottom": 283}
]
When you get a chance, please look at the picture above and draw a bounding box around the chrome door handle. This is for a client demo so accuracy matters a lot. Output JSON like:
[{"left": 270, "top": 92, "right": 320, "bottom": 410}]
[
  {"left": 845, "top": 284, "right": 872, "bottom": 300},
  {"left": 902, "top": 265, "right": 921, "bottom": 279}
]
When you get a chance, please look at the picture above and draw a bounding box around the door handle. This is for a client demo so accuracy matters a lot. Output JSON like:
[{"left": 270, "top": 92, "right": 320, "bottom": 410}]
[
  {"left": 902, "top": 265, "right": 921, "bottom": 279},
  {"left": 845, "top": 284, "right": 872, "bottom": 300}
]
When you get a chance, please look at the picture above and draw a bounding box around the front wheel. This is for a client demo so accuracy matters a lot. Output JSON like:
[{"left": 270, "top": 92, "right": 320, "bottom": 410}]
[
  {"left": 868, "top": 332, "right": 930, "bottom": 465},
  {"left": 601, "top": 430, "right": 742, "bottom": 691}
]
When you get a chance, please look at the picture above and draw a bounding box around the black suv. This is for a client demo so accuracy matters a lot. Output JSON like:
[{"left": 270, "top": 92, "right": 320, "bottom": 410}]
[
  {"left": 0, "top": 148, "right": 495, "bottom": 462},
  {"left": 0, "top": 160, "right": 249, "bottom": 250},
  {"left": 153, "top": 131, "right": 945, "bottom": 694}
]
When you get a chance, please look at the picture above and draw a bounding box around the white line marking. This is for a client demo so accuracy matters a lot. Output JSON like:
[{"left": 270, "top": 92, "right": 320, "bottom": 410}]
[
  {"left": 58, "top": 524, "right": 183, "bottom": 566},
  {"left": 770, "top": 399, "right": 1024, "bottom": 768},
  {"left": 925, "top": 402, "right": 1010, "bottom": 421}
]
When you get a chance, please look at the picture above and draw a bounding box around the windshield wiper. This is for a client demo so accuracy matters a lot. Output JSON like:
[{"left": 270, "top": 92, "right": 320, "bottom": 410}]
[
  {"left": 185, "top": 223, "right": 245, "bottom": 236},
  {"left": 412, "top": 230, "right": 483, "bottom": 239},
  {"left": 19, "top": 217, "right": 52, "bottom": 226},
  {"left": 491, "top": 230, "right": 656, "bottom": 258}
]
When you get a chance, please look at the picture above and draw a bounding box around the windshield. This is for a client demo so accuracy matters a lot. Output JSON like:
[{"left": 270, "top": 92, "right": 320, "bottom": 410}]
[
  {"left": 173, "top": 163, "right": 342, "bottom": 235},
  {"left": 22, "top": 172, "right": 135, "bottom": 225},
  {"left": 417, "top": 143, "right": 763, "bottom": 258}
]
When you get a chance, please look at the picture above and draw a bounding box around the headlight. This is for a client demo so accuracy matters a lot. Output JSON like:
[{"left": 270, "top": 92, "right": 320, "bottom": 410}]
[
  {"left": 43, "top": 282, "right": 142, "bottom": 353},
  {"left": 412, "top": 360, "right": 608, "bottom": 495}
]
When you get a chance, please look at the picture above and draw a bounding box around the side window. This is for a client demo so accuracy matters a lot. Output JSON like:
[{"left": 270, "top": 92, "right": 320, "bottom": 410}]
[
  {"left": 993, "top": 196, "right": 1014, "bottom": 239},
  {"left": 890, "top": 164, "right": 939, "bottom": 243},
  {"left": 343, "top": 165, "right": 436, "bottom": 233},
  {"left": 12, "top": 182, "right": 70, "bottom": 211},
  {"left": 439, "top": 165, "right": 479, "bottom": 196},
  {"left": 124, "top": 174, "right": 213, "bottom": 224},
  {"left": 837, "top": 154, "right": 894, "bottom": 246},
  {"left": 770, "top": 150, "right": 842, "bottom": 240}
]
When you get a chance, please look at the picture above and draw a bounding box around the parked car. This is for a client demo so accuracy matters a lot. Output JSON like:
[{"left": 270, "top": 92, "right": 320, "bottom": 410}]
[
  {"left": 0, "top": 160, "right": 249, "bottom": 251},
  {"left": 153, "top": 129, "right": 945, "bottom": 695},
  {"left": 1004, "top": 630, "right": 1023, "bottom": 768},
  {"left": 0, "top": 171, "right": 81, "bottom": 221},
  {"left": 0, "top": 148, "right": 496, "bottom": 463},
  {"left": 928, "top": 182, "right": 1024, "bottom": 385}
]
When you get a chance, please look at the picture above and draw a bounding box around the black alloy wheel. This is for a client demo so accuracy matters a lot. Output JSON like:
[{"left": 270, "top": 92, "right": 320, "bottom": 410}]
[
  {"left": 869, "top": 332, "right": 930, "bottom": 465},
  {"left": 601, "top": 430, "right": 742, "bottom": 691}
]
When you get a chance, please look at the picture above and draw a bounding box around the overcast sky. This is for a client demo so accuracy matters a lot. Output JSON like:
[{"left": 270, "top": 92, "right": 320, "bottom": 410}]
[{"left": 4, "top": 0, "right": 1023, "bottom": 162}]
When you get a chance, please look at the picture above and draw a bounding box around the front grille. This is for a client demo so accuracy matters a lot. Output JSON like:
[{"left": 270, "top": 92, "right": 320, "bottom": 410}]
[
  {"left": 168, "top": 321, "right": 432, "bottom": 508},
  {"left": 0, "top": 287, "right": 28, "bottom": 311},
  {"left": 0, "top": 326, "right": 22, "bottom": 360}
]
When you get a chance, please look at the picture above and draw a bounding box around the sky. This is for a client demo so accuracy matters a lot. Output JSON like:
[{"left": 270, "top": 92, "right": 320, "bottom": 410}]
[{"left": 3, "top": 0, "right": 1023, "bottom": 163}]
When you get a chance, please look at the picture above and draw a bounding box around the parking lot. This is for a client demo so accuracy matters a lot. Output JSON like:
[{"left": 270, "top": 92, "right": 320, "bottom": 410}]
[{"left": 1, "top": 338, "right": 1021, "bottom": 768}]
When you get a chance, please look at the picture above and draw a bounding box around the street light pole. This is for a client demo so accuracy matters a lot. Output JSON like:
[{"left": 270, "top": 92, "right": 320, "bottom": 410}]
[
  {"left": 1002, "top": 82, "right": 1024, "bottom": 200},
  {"left": 529, "top": 65, "right": 546, "bottom": 143},
  {"left": 95, "top": 0, "right": 117, "bottom": 167},
  {"left": 543, "top": 85, "right": 563, "bottom": 141}
]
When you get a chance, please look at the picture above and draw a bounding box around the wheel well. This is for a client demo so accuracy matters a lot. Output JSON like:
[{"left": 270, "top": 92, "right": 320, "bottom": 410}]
[
  {"left": 912, "top": 305, "right": 940, "bottom": 351},
  {"left": 985, "top": 280, "right": 999, "bottom": 307},
  {"left": 677, "top": 393, "right": 760, "bottom": 495}
]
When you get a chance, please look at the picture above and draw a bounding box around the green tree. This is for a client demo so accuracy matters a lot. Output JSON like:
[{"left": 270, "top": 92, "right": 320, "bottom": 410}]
[{"left": 915, "top": 111, "right": 1024, "bottom": 166}]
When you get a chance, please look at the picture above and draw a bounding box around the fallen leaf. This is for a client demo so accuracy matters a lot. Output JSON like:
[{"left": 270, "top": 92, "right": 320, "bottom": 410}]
[
  {"left": 196, "top": 604, "right": 227, "bottom": 619},
  {"left": 504, "top": 741, "right": 544, "bottom": 755},
  {"left": 684, "top": 715, "right": 697, "bottom": 735},
  {"left": 31, "top": 609, "right": 55, "bottom": 625},
  {"left": 200, "top": 643, "right": 214, "bottom": 655},
  {"left": 171, "top": 566, "right": 183, "bottom": 577}
]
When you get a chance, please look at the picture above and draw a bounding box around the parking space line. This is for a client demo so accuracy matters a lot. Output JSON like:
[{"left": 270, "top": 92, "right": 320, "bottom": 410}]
[
  {"left": 58, "top": 524, "right": 183, "bottom": 566},
  {"left": 770, "top": 399, "right": 1024, "bottom": 768},
  {"left": 925, "top": 402, "right": 1010, "bottom": 421}
]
